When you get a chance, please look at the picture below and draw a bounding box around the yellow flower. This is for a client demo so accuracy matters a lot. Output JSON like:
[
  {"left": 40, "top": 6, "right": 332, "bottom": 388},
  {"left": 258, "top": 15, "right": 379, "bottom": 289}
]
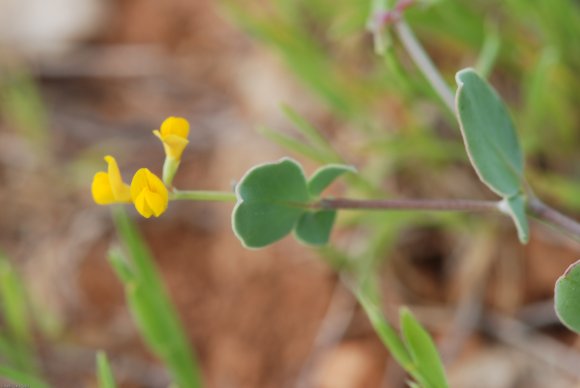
[
  {"left": 92, "top": 155, "right": 131, "bottom": 205},
  {"left": 153, "top": 117, "right": 190, "bottom": 160},
  {"left": 130, "top": 168, "right": 169, "bottom": 218}
]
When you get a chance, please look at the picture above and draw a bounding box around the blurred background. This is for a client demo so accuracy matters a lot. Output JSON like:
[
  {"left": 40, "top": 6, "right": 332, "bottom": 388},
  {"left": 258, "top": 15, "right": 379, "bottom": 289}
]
[{"left": 1, "top": 0, "right": 580, "bottom": 387}]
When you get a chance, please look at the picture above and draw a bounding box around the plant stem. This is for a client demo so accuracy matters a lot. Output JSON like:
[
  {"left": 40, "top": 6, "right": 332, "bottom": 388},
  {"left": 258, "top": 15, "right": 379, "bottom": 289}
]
[
  {"left": 170, "top": 190, "right": 237, "bottom": 203},
  {"left": 527, "top": 197, "right": 580, "bottom": 242},
  {"left": 393, "top": 20, "right": 455, "bottom": 112},
  {"left": 318, "top": 198, "right": 500, "bottom": 212},
  {"left": 317, "top": 196, "right": 580, "bottom": 241},
  {"left": 162, "top": 157, "right": 179, "bottom": 188}
]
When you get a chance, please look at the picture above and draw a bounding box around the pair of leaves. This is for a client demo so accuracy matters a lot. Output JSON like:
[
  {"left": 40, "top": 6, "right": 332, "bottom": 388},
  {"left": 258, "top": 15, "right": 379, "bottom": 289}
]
[
  {"left": 455, "top": 68, "right": 529, "bottom": 243},
  {"left": 360, "top": 290, "right": 448, "bottom": 388},
  {"left": 232, "top": 158, "right": 355, "bottom": 248}
]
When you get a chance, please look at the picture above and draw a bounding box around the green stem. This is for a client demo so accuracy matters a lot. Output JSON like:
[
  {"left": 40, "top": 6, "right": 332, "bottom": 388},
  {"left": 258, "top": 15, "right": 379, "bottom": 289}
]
[
  {"left": 320, "top": 196, "right": 580, "bottom": 240},
  {"left": 527, "top": 196, "right": 580, "bottom": 242},
  {"left": 170, "top": 190, "right": 237, "bottom": 203},
  {"left": 162, "top": 157, "right": 180, "bottom": 188},
  {"left": 393, "top": 19, "right": 455, "bottom": 112}
]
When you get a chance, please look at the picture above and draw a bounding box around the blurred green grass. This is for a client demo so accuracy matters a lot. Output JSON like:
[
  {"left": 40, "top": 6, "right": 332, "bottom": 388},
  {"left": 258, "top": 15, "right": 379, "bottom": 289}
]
[{"left": 1, "top": 0, "right": 579, "bottom": 385}]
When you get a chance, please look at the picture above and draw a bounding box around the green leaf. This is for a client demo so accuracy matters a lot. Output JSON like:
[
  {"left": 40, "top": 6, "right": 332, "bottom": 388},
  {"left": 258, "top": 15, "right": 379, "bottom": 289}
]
[
  {"left": 107, "top": 247, "right": 135, "bottom": 283},
  {"left": 555, "top": 260, "right": 580, "bottom": 333},
  {"left": 294, "top": 210, "right": 336, "bottom": 246},
  {"left": 0, "top": 256, "right": 31, "bottom": 343},
  {"left": 357, "top": 290, "right": 413, "bottom": 369},
  {"left": 282, "top": 106, "right": 341, "bottom": 163},
  {"left": 455, "top": 68, "right": 524, "bottom": 197},
  {"left": 0, "top": 254, "right": 44, "bottom": 377},
  {"left": 308, "top": 164, "right": 356, "bottom": 197},
  {"left": 501, "top": 194, "right": 530, "bottom": 244},
  {"left": 0, "top": 71, "right": 49, "bottom": 151},
  {"left": 112, "top": 207, "right": 160, "bottom": 287},
  {"left": 111, "top": 211, "right": 203, "bottom": 388},
  {"left": 474, "top": 22, "right": 500, "bottom": 78},
  {"left": 96, "top": 351, "right": 117, "bottom": 388},
  {"left": 126, "top": 282, "right": 173, "bottom": 356},
  {"left": 125, "top": 280, "right": 202, "bottom": 388},
  {"left": 401, "top": 308, "right": 448, "bottom": 388},
  {"left": 258, "top": 126, "right": 327, "bottom": 163},
  {"left": 233, "top": 158, "right": 310, "bottom": 248},
  {"left": 0, "top": 364, "right": 49, "bottom": 388}
]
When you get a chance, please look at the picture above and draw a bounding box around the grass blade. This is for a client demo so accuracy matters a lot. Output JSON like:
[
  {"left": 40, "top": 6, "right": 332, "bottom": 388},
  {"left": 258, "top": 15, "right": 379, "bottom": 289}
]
[
  {"left": 110, "top": 208, "right": 204, "bottom": 388},
  {"left": 0, "top": 365, "right": 49, "bottom": 388},
  {"left": 400, "top": 308, "right": 448, "bottom": 388},
  {"left": 355, "top": 284, "right": 412, "bottom": 369},
  {"left": 96, "top": 351, "right": 117, "bottom": 388},
  {"left": 0, "top": 255, "right": 31, "bottom": 343}
]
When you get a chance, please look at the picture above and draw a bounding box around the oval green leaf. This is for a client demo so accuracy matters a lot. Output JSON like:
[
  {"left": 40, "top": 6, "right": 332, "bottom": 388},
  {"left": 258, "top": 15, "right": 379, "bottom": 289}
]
[
  {"left": 455, "top": 68, "right": 524, "bottom": 197},
  {"left": 308, "top": 164, "right": 356, "bottom": 197},
  {"left": 232, "top": 158, "right": 310, "bottom": 248},
  {"left": 294, "top": 210, "right": 336, "bottom": 246},
  {"left": 555, "top": 260, "right": 580, "bottom": 333}
]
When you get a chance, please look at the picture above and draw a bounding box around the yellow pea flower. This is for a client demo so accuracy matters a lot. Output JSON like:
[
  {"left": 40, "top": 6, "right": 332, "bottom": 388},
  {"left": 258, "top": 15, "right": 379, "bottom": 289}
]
[
  {"left": 153, "top": 116, "right": 190, "bottom": 187},
  {"left": 130, "top": 168, "right": 169, "bottom": 218},
  {"left": 91, "top": 155, "right": 131, "bottom": 205},
  {"left": 153, "top": 116, "right": 190, "bottom": 160}
]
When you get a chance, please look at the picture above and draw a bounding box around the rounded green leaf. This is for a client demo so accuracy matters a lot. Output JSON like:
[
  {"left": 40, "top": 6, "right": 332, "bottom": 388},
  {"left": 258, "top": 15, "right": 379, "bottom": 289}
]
[
  {"left": 555, "top": 260, "right": 580, "bottom": 333},
  {"left": 308, "top": 164, "right": 356, "bottom": 197},
  {"left": 232, "top": 158, "right": 310, "bottom": 248},
  {"left": 455, "top": 68, "right": 524, "bottom": 197},
  {"left": 294, "top": 210, "right": 336, "bottom": 246}
]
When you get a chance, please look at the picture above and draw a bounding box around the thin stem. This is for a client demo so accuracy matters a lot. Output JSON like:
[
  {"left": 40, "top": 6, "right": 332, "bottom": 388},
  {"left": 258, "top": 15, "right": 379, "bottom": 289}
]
[
  {"left": 318, "top": 198, "right": 500, "bottom": 212},
  {"left": 162, "top": 157, "right": 176, "bottom": 187},
  {"left": 528, "top": 197, "right": 580, "bottom": 242},
  {"left": 393, "top": 20, "right": 455, "bottom": 112},
  {"left": 170, "top": 190, "right": 237, "bottom": 203}
]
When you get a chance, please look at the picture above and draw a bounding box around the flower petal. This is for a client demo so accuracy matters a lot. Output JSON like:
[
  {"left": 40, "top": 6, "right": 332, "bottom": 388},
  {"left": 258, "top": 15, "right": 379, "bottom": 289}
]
[
  {"left": 134, "top": 189, "right": 153, "bottom": 218},
  {"left": 145, "top": 191, "right": 167, "bottom": 217},
  {"left": 130, "top": 168, "right": 168, "bottom": 218},
  {"left": 104, "top": 155, "right": 131, "bottom": 202},
  {"left": 91, "top": 171, "right": 115, "bottom": 204},
  {"left": 130, "top": 168, "right": 150, "bottom": 203},
  {"left": 145, "top": 169, "right": 169, "bottom": 198},
  {"left": 160, "top": 117, "right": 189, "bottom": 139},
  {"left": 161, "top": 134, "right": 189, "bottom": 160}
]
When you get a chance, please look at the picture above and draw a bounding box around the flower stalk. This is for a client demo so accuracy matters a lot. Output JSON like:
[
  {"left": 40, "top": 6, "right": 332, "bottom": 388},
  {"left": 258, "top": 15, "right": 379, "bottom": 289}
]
[
  {"left": 153, "top": 116, "right": 190, "bottom": 187},
  {"left": 162, "top": 157, "right": 181, "bottom": 188},
  {"left": 170, "top": 190, "right": 237, "bottom": 203}
]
